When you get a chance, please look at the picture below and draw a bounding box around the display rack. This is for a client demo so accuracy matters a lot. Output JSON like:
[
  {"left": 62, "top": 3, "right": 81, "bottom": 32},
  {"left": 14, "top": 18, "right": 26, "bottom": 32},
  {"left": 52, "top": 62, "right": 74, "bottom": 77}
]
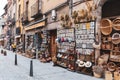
[
  {"left": 101, "top": 19, "right": 120, "bottom": 63},
  {"left": 56, "top": 28, "right": 76, "bottom": 71},
  {"left": 75, "top": 21, "right": 96, "bottom": 75},
  {"left": 99, "top": 18, "right": 120, "bottom": 79},
  {"left": 40, "top": 30, "right": 48, "bottom": 51}
]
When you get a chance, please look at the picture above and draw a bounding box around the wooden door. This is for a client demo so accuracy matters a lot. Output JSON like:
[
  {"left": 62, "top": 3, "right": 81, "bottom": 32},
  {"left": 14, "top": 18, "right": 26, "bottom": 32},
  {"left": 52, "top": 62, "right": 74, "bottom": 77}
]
[{"left": 50, "top": 30, "right": 57, "bottom": 58}]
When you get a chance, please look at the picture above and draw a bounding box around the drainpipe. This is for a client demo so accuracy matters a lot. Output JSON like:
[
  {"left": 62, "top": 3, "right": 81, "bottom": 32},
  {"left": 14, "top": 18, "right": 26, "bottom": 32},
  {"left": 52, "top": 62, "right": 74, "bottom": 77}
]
[{"left": 69, "top": 0, "right": 73, "bottom": 16}]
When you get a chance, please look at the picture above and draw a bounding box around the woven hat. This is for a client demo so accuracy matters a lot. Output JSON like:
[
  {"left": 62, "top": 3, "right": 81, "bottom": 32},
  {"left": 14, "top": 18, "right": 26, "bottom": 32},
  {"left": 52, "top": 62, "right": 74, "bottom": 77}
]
[
  {"left": 78, "top": 61, "right": 85, "bottom": 67},
  {"left": 84, "top": 61, "right": 92, "bottom": 68},
  {"left": 113, "top": 17, "right": 120, "bottom": 30},
  {"left": 92, "top": 42, "right": 101, "bottom": 49},
  {"left": 100, "top": 19, "right": 112, "bottom": 35},
  {"left": 112, "top": 33, "right": 120, "bottom": 44}
]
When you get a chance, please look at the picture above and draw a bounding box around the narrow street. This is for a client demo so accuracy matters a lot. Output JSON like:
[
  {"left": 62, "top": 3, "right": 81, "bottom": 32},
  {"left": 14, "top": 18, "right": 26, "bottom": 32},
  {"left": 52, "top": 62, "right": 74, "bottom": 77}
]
[{"left": 0, "top": 48, "right": 103, "bottom": 80}]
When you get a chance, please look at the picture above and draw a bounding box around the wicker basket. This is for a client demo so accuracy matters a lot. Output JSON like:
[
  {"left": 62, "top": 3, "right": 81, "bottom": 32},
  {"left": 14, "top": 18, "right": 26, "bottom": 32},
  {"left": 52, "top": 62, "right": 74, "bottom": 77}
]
[
  {"left": 100, "top": 19, "right": 112, "bottom": 35},
  {"left": 72, "top": 11, "right": 78, "bottom": 18},
  {"left": 113, "top": 17, "right": 120, "bottom": 30},
  {"left": 116, "top": 67, "right": 120, "bottom": 73},
  {"left": 112, "top": 33, "right": 120, "bottom": 44},
  {"left": 93, "top": 72, "right": 102, "bottom": 78},
  {"left": 110, "top": 54, "right": 120, "bottom": 62},
  {"left": 107, "top": 62, "right": 116, "bottom": 72}
]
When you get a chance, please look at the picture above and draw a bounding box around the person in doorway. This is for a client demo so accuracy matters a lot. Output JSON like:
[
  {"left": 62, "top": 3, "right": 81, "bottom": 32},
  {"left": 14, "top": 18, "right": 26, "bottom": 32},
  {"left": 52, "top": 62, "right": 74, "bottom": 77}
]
[{"left": 11, "top": 43, "right": 16, "bottom": 53}]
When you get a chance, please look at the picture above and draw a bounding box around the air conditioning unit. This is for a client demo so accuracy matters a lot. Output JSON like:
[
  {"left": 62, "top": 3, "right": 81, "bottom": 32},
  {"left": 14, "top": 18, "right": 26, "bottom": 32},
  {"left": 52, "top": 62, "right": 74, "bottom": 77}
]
[{"left": 51, "top": 10, "right": 56, "bottom": 20}]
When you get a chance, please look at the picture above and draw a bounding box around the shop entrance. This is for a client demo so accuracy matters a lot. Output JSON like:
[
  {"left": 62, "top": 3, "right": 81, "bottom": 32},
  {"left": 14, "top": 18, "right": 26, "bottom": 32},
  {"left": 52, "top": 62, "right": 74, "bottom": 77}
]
[
  {"left": 49, "top": 29, "right": 57, "bottom": 58},
  {"left": 102, "top": 0, "right": 120, "bottom": 18}
]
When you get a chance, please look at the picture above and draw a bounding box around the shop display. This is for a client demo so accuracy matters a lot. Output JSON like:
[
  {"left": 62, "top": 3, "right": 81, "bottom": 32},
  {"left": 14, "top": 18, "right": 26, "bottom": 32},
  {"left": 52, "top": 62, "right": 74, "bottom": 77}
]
[
  {"left": 92, "top": 65, "right": 104, "bottom": 78},
  {"left": 56, "top": 28, "right": 76, "bottom": 70},
  {"left": 100, "top": 19, "right": 112, "bottom": 35},
  {"left": 105, "top": 71, "right": 113, "bottom": 80},
  {"left": 101, "top": 18, "right": 120, "bottom": 63},
  {"left": 25, "top": 35, "right": 34, "bottom": 58},
  {"left": 114, "top": 72, "right": 120, "bottom": 80},
  {"left": 39, "top": 30, "right": 51, "bottom": 62},
  {"left": 100, "top": 18, "right": 120, "bottom": 79},
  {"left": 74, "top": 21, "right": 95, "bottom": 75},
  {"left": 113, "top": 17, "right": 120, "bottom": 30}
]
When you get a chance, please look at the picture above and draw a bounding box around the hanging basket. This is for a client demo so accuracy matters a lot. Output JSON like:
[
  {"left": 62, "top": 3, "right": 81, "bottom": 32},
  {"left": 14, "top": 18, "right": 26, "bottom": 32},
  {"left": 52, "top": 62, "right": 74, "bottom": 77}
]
[
  {"left": 112, "top": 33, "right": 120, "bottom": 44},
  {"left": 72, "top": 11, "right": 78, "bottom": 18},
  {"left": 113, "top": 17, "right": 120, "bottom": 30},
  {"left": 100, "top": 19, "right": 112, "bottom": 35}
]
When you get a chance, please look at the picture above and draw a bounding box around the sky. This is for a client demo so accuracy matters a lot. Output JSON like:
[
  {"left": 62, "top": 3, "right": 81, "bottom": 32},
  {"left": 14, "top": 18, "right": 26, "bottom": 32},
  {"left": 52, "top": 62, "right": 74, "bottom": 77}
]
[{"left": 0, "top": 0, "right": 7, "bottom": 16}]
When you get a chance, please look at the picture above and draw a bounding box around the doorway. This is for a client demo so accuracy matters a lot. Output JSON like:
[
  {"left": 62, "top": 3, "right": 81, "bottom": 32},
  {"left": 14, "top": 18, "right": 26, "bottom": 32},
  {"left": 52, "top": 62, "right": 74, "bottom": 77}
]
[{"left": 49, "top": 29, "right": 57, "bottom": 58}]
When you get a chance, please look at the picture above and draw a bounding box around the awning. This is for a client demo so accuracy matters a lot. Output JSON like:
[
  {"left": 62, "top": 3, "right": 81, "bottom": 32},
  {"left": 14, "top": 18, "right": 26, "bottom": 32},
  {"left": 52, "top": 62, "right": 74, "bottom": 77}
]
[
  {"left": 15, "top": 35, "right": 21, "bottom": 38},
  {"left": 25, "top": 21, "right": 45, "bottom": 31}
]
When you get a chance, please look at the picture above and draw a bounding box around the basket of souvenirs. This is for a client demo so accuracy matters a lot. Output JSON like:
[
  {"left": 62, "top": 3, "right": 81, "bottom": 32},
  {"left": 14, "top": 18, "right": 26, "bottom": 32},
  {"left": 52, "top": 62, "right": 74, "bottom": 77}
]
[
  {"left": 113, "top": 17, "right": 120, "bottom": 30},
  {"left": 100, "top": 19, "right": 112, "bottom": 35}
]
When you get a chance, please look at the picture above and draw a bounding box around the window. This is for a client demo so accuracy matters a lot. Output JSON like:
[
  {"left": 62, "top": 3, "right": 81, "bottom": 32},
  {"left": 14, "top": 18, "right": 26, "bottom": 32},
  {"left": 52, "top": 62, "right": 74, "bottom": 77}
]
[
  {"left": 18, "top": 5, "right": 21, "bottom": 18},
  {"left": 26, "top": 1, "right": 29, "bottom": 15}
]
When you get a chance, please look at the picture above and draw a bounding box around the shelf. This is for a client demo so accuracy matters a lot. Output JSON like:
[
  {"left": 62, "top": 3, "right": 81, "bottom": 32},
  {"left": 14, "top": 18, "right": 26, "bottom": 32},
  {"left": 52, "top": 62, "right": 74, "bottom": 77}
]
[
  {"left": 57, "top": 52, "right": 69, "bottom": 54},
  {"left": 57, "top": 63, "right": 68, "bottom": 68},
  {"left": 102, "top": 41, "right": 111, "bottom": 43},
  {"left": 110, "top": 59, "right": 120, "bottom": 62},
  {"left": 67, "top": 68, "right": 75, "bottom": 72},
  {"left": 57, "top": 52, "right": 74, "bottom": 54},
  {"left": 68, "top": 59, "right": 75, "bottom": 62},
  {"left": 112, "top": 50, "right": 120, "bottom": 52},
  {"left": 57, "top": 57, "right": 68, "bottom": 60},
  {"left": 101, "top": 49, "right": 112, "bottom": 51}
]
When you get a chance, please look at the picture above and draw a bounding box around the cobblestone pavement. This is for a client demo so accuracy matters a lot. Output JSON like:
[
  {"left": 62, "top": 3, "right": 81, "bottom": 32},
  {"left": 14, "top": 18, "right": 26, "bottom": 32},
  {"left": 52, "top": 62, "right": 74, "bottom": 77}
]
[{"left": 0, "top": 48, "right": 103, "bottom": 80}]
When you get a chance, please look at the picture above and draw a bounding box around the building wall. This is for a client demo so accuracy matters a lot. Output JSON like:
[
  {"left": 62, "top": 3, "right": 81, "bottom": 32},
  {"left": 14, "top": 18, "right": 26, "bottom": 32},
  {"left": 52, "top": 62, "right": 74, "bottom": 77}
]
[
  {"left": 46, "top": 6, "right": 69, "bottom": 30},
  {"left": 16, "top": 0, "right": 24, "bottom": 33},
  {"left": 42, "top": 0, "right": 68, "bottom": 14}
]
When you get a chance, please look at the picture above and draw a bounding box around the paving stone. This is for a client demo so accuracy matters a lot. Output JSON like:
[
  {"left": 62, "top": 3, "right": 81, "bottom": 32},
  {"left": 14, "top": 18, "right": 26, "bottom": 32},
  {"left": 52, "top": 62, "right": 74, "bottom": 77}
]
[{"left": 0, "top": 48, "right": 103, "bottom": 80}]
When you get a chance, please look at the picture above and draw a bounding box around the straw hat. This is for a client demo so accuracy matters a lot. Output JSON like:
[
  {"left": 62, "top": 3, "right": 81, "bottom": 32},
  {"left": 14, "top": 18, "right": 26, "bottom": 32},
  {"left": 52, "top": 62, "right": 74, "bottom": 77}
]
[
  {"left": 113, "top": 17, "right": 120, "bottom": 30},
  {"left": 84, "top": 61, "right": 92, "bottom": 68},
  {"left": 112, "top": 33, "right": 120, "bottom": 44},
  {"left": 92, "top": 42, "right": 101, "bottom": 49},
  {"left": 78, "top": 61, "right": 85, "bottom": 67},
  {"left": 100, "top": 19, "right": 112, "bottom": 35}
]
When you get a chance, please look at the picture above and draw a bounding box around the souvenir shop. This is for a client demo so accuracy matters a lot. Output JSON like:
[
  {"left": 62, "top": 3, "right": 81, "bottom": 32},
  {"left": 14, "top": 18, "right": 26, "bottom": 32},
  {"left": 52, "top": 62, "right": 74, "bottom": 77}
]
[{"left": 54, "top": 0, "right": 120, "bottom": 79}]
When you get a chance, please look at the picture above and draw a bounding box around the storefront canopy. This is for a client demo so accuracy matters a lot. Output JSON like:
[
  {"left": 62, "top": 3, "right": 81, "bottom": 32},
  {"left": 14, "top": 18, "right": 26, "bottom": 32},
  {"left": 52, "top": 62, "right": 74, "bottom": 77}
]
[{"left": 25, "top": 21, "right": 45, "bottom": 31}]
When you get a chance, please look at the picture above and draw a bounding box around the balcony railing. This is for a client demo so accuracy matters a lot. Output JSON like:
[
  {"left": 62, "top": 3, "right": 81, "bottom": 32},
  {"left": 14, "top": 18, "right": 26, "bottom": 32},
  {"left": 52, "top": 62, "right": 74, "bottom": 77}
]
[
  {"left": 31, "top": 0, "right": 42, "bottom": 18},
  {"left": 22, "top": 10, "right": 29, "bottom": 24}
]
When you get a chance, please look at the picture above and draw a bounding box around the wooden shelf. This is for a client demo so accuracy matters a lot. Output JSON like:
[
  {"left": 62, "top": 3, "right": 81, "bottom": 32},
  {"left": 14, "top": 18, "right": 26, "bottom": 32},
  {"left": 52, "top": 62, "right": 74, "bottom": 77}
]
[
  {"left": 57, "top": 57, "right": 68, "bottom": 60},
  {"left": 112, "top": 50, "right": 120, "bottom": 52},
  {"left": 57, "top": 63, "right": 68, "bottom": 68},
  {"left": 101, "top": 49, "right": 112, "bottom": 51}
]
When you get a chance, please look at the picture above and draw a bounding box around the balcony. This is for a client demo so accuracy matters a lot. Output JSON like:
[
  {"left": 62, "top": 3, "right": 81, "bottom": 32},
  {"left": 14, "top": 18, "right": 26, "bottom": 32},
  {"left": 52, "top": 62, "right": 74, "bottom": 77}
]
[
  {"left": 31, "top": 0, "right": 42, "bottom": 18},
  {"left": 22, "top": 10, "right": 29, "bottom": 24}
]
